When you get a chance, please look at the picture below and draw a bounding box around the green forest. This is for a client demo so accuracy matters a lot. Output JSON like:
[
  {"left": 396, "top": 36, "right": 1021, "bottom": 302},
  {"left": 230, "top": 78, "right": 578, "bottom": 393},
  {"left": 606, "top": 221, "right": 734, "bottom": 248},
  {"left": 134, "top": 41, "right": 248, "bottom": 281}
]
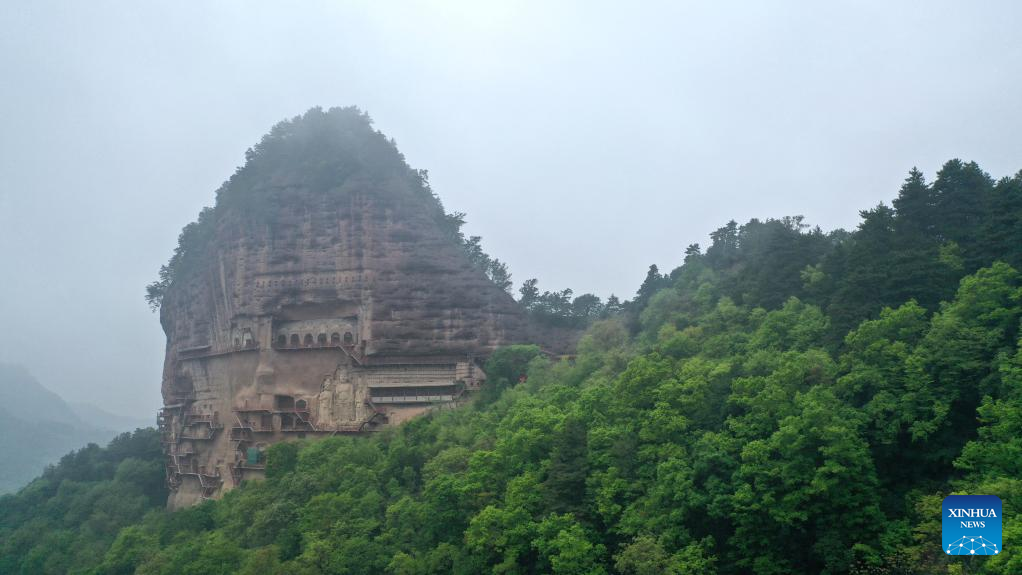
[{"left": 3, "top": 158, "right": 1022, "bottom": 574}]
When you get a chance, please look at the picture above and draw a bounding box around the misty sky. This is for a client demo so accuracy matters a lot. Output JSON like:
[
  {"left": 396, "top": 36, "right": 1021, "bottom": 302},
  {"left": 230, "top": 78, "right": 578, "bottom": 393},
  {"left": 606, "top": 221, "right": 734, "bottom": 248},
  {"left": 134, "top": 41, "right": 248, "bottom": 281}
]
[{"left": 1, "top": 1, "right": 1020, "bottom": 417}]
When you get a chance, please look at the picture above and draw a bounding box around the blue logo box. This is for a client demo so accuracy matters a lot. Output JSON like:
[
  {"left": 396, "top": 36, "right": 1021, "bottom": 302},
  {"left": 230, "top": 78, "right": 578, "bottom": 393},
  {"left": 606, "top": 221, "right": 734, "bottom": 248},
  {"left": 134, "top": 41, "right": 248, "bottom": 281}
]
[{"left": 942, "top": 495, "right": 1002, "bottom": 556}]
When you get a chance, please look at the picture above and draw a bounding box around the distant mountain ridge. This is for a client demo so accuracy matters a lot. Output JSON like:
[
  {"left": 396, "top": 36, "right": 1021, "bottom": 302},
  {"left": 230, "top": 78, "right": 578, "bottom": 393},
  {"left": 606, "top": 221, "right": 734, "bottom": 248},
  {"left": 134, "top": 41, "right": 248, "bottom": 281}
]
[
  {"left": 0, "top": 363, "right": 83, "bottom": 426},
  {"left": 0, "top": 363, "right": 146, "bottom": 493},
  {"left": 69, "top": 401, "right": 152, "bottom": 433}
]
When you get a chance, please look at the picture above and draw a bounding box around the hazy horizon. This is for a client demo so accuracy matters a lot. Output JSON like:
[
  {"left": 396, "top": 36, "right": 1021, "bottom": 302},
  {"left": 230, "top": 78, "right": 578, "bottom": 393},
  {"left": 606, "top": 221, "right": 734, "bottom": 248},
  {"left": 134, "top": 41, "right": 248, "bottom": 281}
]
[{"left": 2, "top": 0, "right": 1021, "bottom": 416}]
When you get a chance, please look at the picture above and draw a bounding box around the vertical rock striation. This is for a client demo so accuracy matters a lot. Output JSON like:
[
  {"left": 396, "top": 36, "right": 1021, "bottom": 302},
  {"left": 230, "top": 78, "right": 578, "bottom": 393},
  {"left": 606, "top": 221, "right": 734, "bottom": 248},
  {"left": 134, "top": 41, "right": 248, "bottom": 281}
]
[{"left": 156, "top": 108, "right": 539, "bottom": 507}]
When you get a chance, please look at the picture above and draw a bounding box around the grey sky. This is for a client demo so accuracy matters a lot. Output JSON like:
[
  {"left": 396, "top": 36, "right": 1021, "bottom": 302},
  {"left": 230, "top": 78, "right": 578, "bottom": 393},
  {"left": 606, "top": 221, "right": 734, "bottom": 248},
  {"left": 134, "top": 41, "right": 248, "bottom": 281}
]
[{"left": 1, "top": 1, "right": 1020, "bottom": 417}]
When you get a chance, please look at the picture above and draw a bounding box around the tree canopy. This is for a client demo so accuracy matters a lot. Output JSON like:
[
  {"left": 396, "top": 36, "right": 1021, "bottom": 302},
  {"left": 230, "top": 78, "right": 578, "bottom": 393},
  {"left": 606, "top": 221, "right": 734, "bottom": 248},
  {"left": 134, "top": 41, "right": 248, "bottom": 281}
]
[{"left": 5, "top": 159, "right": 1021, "bottom": 574}]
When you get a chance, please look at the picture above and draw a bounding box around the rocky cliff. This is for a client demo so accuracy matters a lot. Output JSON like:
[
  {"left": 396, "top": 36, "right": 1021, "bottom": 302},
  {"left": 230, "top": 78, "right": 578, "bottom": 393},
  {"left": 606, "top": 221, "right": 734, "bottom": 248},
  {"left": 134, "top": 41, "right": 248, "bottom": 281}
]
[{"left": 155, "top": 107, "right": 550, "bottom": 507}]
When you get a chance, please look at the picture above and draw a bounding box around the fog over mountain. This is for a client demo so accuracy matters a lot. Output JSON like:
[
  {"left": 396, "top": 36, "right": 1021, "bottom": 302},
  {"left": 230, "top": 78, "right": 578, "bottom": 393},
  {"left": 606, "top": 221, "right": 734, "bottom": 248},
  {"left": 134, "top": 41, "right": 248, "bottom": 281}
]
[
  {"left": 2, "top": 0, "right": 1021, "bottom": 419},
  {"left": 0, "top": 364, "right": 146, "bottom": 493}
]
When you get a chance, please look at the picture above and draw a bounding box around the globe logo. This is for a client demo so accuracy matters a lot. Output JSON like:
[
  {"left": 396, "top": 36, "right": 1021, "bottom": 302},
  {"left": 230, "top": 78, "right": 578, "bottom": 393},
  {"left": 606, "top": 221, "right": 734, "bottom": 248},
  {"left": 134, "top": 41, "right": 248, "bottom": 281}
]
[
  {"left": 942, "top": 495, "right": 1002, "bottom": 558},
  {"left": 946, "top": 536, "right": 999, "bottom": 555}
]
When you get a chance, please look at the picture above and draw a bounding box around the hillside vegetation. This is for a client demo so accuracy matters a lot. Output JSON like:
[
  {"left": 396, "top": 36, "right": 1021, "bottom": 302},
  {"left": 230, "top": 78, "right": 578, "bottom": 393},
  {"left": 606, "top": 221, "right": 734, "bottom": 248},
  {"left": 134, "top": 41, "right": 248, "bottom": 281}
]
[{"left": 2, "top": 159, "right": 1021, "bottom": 574}]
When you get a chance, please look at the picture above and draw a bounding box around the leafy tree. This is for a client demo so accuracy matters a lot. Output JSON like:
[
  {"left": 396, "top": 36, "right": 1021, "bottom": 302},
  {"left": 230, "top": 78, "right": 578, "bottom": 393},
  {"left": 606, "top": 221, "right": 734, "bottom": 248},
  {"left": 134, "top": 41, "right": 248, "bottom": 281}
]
[
  {"left": 12, "top": 159, "right": 1022, "bottom": 575},
  {"left": 892, "top": 167, "right": 936, "bottom": 237},
  {"left": 519, "top": 278, "right": 540, "bottom": 309},
  {"left": 0, "top": 429, "right": 166, "bottom": 575},
  {"left": 634, "top": 264, "right": 668, "bottom": 309}
]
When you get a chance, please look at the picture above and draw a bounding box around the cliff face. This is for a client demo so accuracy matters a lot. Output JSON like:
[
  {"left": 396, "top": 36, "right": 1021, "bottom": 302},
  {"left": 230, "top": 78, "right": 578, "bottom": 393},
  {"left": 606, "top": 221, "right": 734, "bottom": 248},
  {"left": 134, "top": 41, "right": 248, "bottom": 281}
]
[{"left": 157, "top": 108, "right": 539, "bottom": 507}]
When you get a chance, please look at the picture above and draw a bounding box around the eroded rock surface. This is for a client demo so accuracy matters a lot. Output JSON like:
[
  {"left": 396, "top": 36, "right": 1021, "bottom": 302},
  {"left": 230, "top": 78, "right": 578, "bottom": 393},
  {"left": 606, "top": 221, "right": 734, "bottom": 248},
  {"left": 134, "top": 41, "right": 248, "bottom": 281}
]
[{"left": 157, "top": 108, "right": 545, "bottom": 507}]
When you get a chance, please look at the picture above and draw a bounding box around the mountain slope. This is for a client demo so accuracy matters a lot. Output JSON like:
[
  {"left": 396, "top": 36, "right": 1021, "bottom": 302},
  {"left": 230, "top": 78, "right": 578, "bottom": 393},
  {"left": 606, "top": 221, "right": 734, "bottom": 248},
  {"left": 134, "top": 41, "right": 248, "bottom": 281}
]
[
  {"left": 0, "top": 159, "right": 1019, "bottom": 574},
  {"left": 0, "top": 363, "right": 83, "bottom": 426},
  {"left": 69, "top": 402, "right": 152, "bottom": 434},
  {"left": 0, "top": 364, "right": 120, "bottom": 493}
]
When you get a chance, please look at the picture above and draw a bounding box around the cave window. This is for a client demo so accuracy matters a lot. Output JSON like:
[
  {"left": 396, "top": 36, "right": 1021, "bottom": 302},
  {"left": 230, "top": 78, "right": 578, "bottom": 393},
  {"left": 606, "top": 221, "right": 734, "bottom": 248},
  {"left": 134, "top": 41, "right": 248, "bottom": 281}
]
[
  {"left": 275, "top": 395, "right": 295, "bottom": 410},
  {"left": 330, "top": 332, "right": 341, "bottom": 345},
  {"left": 290, "top": 334, "right": 300, "bottom": 347},
  {"left": 344, "top": 331, "right": 354, "bottom": 344},
  {"left": 277, "top": 334, "right": 287, "bottom": 348},
  {"left": 295, "top": 398, "right": 308, "bottom": 411},
  {"left": 317, "top": 333, "right": 327, "bottom": 346},
  {"left": 304, "top": 334, "right": 314, "bottom": 347}
]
